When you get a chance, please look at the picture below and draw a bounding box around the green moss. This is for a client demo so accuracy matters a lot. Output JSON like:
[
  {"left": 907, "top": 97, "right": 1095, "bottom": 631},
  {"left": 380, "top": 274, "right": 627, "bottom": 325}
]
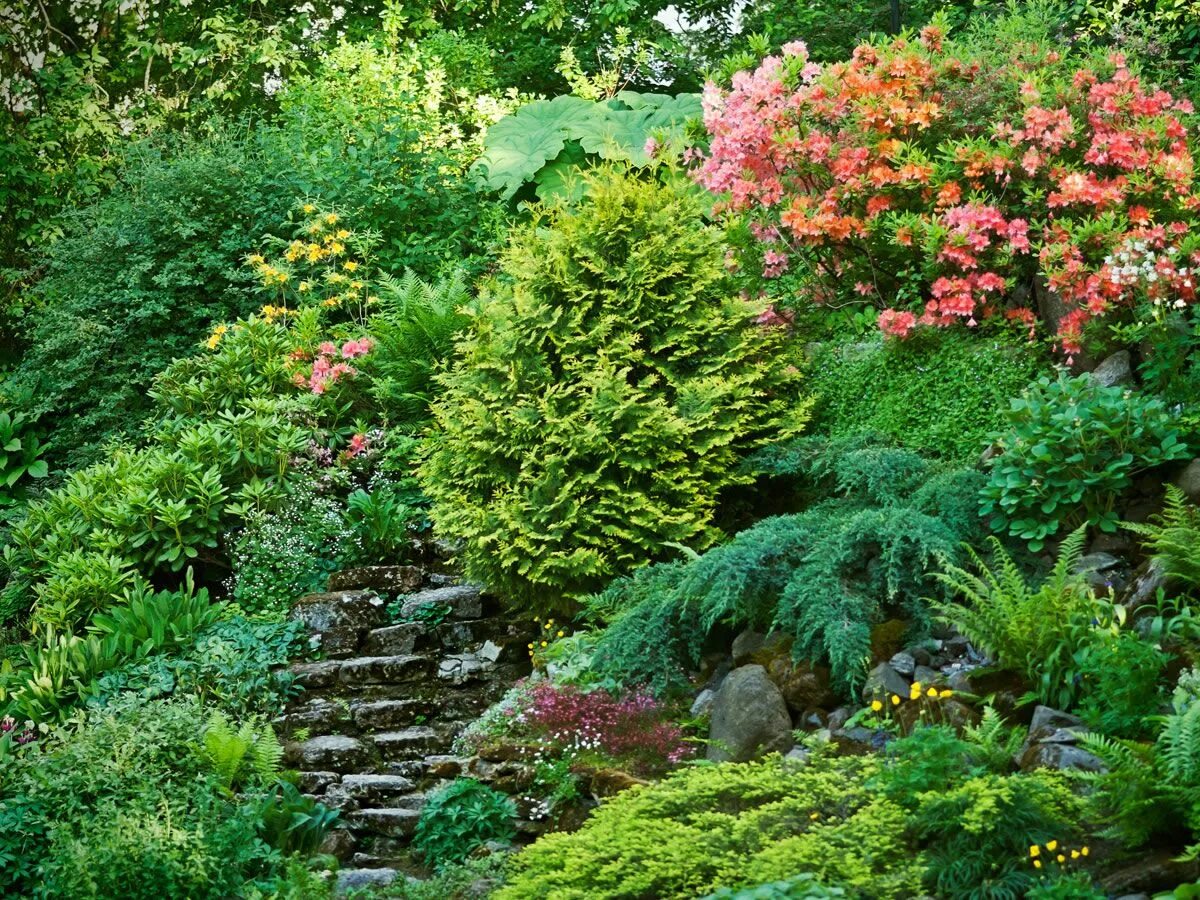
[{"left": 807, "top": 329, "right": 1048, "bottom": 462}]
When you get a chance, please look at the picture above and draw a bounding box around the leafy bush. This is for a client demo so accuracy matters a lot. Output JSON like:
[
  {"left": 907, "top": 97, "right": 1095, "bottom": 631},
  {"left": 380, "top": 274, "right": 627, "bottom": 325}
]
[
  {"left": 473, "top": 92, "right": 701, "bottom": 202},
  {"left": 0, "top": 409, "right": 48, "bottom": 508},
  {"left": 495, "top": 751, "right": 923, "bottom": 900},
  {"left": 807, "top": 329, "right": 1047, "bottom": 462},
  {"left": 702, "top": 874, "right": 847, "bottom": 899},
  {"left": 591, "top": 437, "right": 984, "bottom": 693},
  {"left": 421, "top": 170, "right": 807, "bottom": 611},
  {"left": 980, "top": 373, "right": 1190, "bottom": 549},
  {"left": 254, "top": 781, "right": 340, "bottom": 857},
  {"left": 695, "top": 9, "right": 1200, "bottom": 353},
  {"left": 1126, "top": 485, "right": 1200, "bottom": 589},
  {"left": 412, "top": 778, "right": 516, "bottom": 870}
]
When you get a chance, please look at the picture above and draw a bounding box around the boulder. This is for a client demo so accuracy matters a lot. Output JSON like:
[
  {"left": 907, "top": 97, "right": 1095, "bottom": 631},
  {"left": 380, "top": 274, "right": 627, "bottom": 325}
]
[
  {"left": 1175, "top": 458, "right": 1200, "bottom": 504},
  {"left": 1090, "top": 350, "right": 1133, "bottom": 387},
  {"left": 706, "top": 664, "right": 794, "bottom": 762},
  {"left": 690, "top": 688, "right": 715, "bottom": 718},
  {"left": 328, "top": 566, "right": 424, "bottom": 595},
  {"left": 336, "top": 869, "right": 397, "bottom": 894},
  {"left": 762, "top": 656, "right": 836, "bottom": 713},
  {"left": 1018, "top": 741, "right": 1106, "bottom": 773},
  {"left": 888, "top": 651, "right": 916, "bottom": 677},
  {"left": 732, "top": 629, "right": 790, "bottom": 667},
  {"left": 290, "top": 591, "right": 388, "bottom": 657},
  {"left": 397, "top": 584, "right": 484, "bottom": 620},
  {"left": 861, "top": 662, "right": 910, "bottom": 703},
  {"left": 296, "top": 735, "right": 370, "bottom": 772}
]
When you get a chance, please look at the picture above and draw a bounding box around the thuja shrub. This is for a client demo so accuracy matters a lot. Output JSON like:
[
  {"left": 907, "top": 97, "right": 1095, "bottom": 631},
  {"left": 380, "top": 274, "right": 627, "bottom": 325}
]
[
  {"left": 421, "top": 170, "right": 808, "bottom": 611},
  {"left": 494, "top": 751, "right": 923, "bottom": 900},
  {"left": 695, "top": 10, "right": 1199, "bottom": 355}
]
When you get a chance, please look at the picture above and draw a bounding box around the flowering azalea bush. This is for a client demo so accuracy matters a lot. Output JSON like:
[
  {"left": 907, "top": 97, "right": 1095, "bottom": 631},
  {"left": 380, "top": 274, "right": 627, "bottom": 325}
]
[{"left": 695, "top": 13, "right": 1199, "bottom": 355}]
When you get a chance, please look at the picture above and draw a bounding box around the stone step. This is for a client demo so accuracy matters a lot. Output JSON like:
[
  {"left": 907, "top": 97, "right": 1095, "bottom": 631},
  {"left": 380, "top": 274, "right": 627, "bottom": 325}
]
[
  {"left": 335, "top": 867, "right": 399, "bottom": 895},
  {"left": 292, "top": 735, "right": 371, "bottom": 773},
  {"left": 298, "top": 771, "right": 342, "bottom": 793},
  {"left": 349, "top": 698, "right": 434, "bottom": 732},
  {"left": 347, "top": 807, "right": 421, "bottom": 838},
  {"left": 275, "top": 697, "right": 352, "bottom": 734},
  {"left": 395, "top": 584, "right": 484, "bottom": 621},
  {"left": 338, "top": 654, "right": 434, "bottom": 686},
  {"left": 328, "top": 565, "right": 424, "bottom": 595},
  {"left": 373, "top": 726, "right": 453, "bottom": 761},
  {"left": 324, "top": 773, "right": 419, "bottom": 810},
  {"left": 290, "top": 590, "right": 388, "bottom": 657},
  {"left": 361, "top": 623, "right": 424, "bottom": 656}
]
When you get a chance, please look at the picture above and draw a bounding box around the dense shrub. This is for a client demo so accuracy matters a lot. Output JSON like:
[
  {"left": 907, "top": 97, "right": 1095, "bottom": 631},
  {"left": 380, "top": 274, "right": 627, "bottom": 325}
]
[
  {"left": 807, "top": 329, "right": 1047, "bottom": 461},
  {"left": 980, "top": 372, "right": 1190, "bottom": 549},
  {"left": 591, "top": 436, "right": 985, "bottom": 693},
  {"left": 412, "top": 779, "right": 516, "bottom": 870},
  {"left": 421, "top": 170, "right": 808, "bottom": 611},
  {"left": 495, "top": 752, "right": 923, "bottom": 900},
  {"left": 695, "top": 8, "right": 1199, "bottom": 353}
]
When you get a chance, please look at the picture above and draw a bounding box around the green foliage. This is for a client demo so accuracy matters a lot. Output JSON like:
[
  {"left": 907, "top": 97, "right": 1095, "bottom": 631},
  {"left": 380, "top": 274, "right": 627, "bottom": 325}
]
[
  {"left": 807, "top": 329, "right": 1047, "bottom": 462},
  {"left": 964, "top": 706, "right": 1029, "bottom": 773},
  {"left": 495, "top": 752, "right": 923, "bottom": 900},
  {"left": 412, "top": 778, "right": 516, "bottom": 870},
  {"left": 592, "top": 437, "right": 984, "bottom": 693},
  {"left": 701, "top": 875, "right": 847, "bottom": 899},
  {"left": 362, "top": 270, "right": 472, "bottom": 426},
  {"left": 1025, "top": 873, "right": 1106, "bottom": 900},
  {"left": 0, "top": 410, "right": 48, "bottom": 506},
  {"left": 473, "top": 92, "right": 702, "bottom": 201},
  {"left": 87, "top": 616, "right": 305, "bottom": 718},
  {"left": 197, "top": 711, "right": 284, "bottom": 794},
  {"left": 980, "top": 372, "right": 1191, "bottom": 550},
  {"left": 912, "top": 771, "right": 1086, "bottom": 900},
  {"left": 1081, "top": 668, "right": 1200, "bottom": 852},
  {"left": 1126, "top": 485, "right": 1200, "bottom": 590},
  {"left": 254, "top": 781, "right": 340, "bottom": 857},
  {"left": 422, "top": 170, "right": 807, "bottom": 611}
]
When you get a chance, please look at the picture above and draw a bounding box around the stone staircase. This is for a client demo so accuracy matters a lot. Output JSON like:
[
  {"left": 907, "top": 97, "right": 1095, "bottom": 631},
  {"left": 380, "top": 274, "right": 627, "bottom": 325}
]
[{"left": 276, "top": 564, "right": 532, "bottom": 887}]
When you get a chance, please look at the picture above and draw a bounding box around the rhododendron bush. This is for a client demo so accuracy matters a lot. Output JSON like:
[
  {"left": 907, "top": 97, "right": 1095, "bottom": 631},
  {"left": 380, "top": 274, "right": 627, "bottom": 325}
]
[{"left": 695, "top": 16, "right": 1200, "bottom": 355}]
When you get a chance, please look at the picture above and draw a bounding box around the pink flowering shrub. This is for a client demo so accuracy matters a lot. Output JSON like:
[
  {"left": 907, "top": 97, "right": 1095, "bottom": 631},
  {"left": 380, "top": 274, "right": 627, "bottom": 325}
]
[
  {"left": 695, "top": 16, "right": 1199, "bottom": 355},
  {"left": 515, "top": 681, "right": 693, "bottom": 774},
  {"left": 290, "top": 337, "right": 373, "bottom": 394}
]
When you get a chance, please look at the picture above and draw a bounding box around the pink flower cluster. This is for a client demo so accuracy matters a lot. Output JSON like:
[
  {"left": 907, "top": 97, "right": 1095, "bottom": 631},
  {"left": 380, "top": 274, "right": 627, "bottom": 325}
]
[
  {"left": 292, "top": 337, "right": 373, "bottom": 394},
  {"left": 520, "top": 681, "right": 693, "bottom": 773}
]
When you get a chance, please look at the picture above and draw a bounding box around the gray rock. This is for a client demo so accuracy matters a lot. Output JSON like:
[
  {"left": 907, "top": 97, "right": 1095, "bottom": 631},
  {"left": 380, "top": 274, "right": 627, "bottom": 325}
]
[
  {"left": 731, "top": 629, "right": 767, "bottom": 666},
  {"left": 913, "top": 665, "right": 940, "bottom": 685},
  {"left": 1090, "top": 350, "right": 1133, "bottom": 387},
  {"left": 1075, "top": 552, "right": 1120, "bottom": 574},
  {"left": 346, "top": 808, "right": 421, "bottom": 837},
  {"left": 861, "top": 663, "right": 909, "bottom": 703},
  {"left": 706, "top": 664, "right": 794, "bottom": 762},
  {"left": 1019, "top": 741, "right": 1106, "bottom": 773},
  {"left": 290, "top": 590, "right": 388, "bottom": 657},
  {"left": 1175, "top": 459, "right": 1200, "bottom": 504},
  {"left": 362, "top": 623, "right": 423, "bottom": 656},
  {"left": 398, "top": 584, "right": 484, "bottom": 620},
  {"left": 439, "top": 653, "right": 486, "bottom": 684},
  {"left": 297, "top": 735, "right": 370, "bottom": 772},
  {"left": 690, "top": 688, "right": 715, "bottom": 718},
  {"left": 328, "top": 565, "right": 424, "bottom": 595},
  {"left": 478, "top": 640, "right": 504, "bottom": 663},
  {"left": 338, "top": 654, "right": 432, "bottom": 686},
  {"left": 336, "top": 868, "right": 397, "bottom": 894},
  {"left": 1119, "top": 557, "right": 1171, "bottom": 610},
  {"left": 888, "top": 652, "right": 916, "bottom": 677},
  {"left": 1028, "top": 705, "right": 1084, "bottom": 736}
]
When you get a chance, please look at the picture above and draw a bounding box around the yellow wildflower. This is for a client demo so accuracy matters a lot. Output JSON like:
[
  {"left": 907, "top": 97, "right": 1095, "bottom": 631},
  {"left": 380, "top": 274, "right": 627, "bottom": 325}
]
[
  {"left": 330, "top": 241, "right": 345, "bottom": 255},
  {"left": 891, "top": 694, "right": 901, "bottom": 706},
  {"left": 1080, "top": 846, "right": 1089, "bottom": 857},
  {"left": 939, "top": 689, "right": 953, "bottom": 698},
  {"left": 1045, "top": 840, "right": 1058, "bottom": 852},
  {"left": 325, "top": 213, "right": 339, "bottom": 225},
  {"left": 540, "top": 641, "right": 547, "bottom": 647},
  {"left": 298, "top": 281, "right": 310, "bottom": 292},
  {"left": 302, "top": 203, "right": 316, "bottom": 214},
  {"left": 1029, "top": 846, "right": 1040, "bottom": 858},
  {"left": 1070, "top": 850, "right": 1079, "bottom": 860},
  {"left": 927, "top": 687, "right": 938, "bottom": 698},
  {"left": 809, "top": 812, "right": 819, "bottom": 820},
  {"left": 556, "top": 630, "right": 564, "bottom": 638},
  {"left": 336, "top": 229, "right": 350, "bottom": 239},
  {"left": 205, "top": 324, "right": 228, "bottom": 350},
  {"left": 247, "top": 253, "right": 265, "bottom": 265},
  {"left": 871, "top": 700, "right": 883, "bottom": 712},
  {"left": 1056, "top": 854, "right": 1065, "bottom": 864},
  {"left": 1033, "top": 860, "right": 1042, "bottom": 869},
  {"left": 343, "top": 260, "right": 359, "bottom": 272}
]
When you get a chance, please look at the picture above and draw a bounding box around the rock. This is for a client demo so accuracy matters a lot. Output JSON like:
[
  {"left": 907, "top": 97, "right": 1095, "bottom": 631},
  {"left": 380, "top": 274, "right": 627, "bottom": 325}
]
[
  {"left": 297, "top": 735, "right": 370, "bottom": 772},
  {"left": 1074, "top": 552, "right": 1120, "bottom": 575},
  {"left": 439, "top": 653, "right": 486, "bottom": 684},
  {"left": 318, "top": 827, "right": 355, "bottom": 861},
  {"left": 1089, "top": 530, "right": 1133, "bottom": 555},
  {"left": 942, "top": 635, "right": 971, "bottom": 659},
  {"left": 1028, "top": 705, "right": 1084, "bottom": 737},
  {"left": 478, "top": 640, "right": 504, "bottom": 663},
  {"left": 373, "top": 726, "right": 449, "bottom": 760},
  {"left": 1090, "top": 350, "right": 1133, "bottom": 387},
  {"left": 690, "top": 688, "right": 715, "bottom": 718},
  {"left": 763, "top": 656, "right": 836, "bottom": 713},
  {"left": 913, "top": 665, "right": 941, "bottom": 685},
  {"left": 350, "top": 699, "right": 430, "bottom": 731},
  {"left": 425, "top": 755, "right": 469, "bottom": 778},
  {"left": 861, "top": 663, "right": 910, "bottom": 703},
  {"left": 326, "top": 773, "right": 417, "bottom": 807},
  {"left": 397, "top": 584, "right": 484, "bottom": 620},
  {"left": 338, "top": 655, "right": 432, "bottom": 686},
  {"left": 833, "top": 726, "right": 885, "bottom": 755},
  {"left": 826, "top": 707, "right": 852, "bottom": 731},
  {"left": 896, "top": 698, "right": 980, "bottom": 734},
  {"left": 1101, "top": 851, "right": 1200, "bottom": 895},
  {"left": 290, "top": 591, "right": 388, "bottom": 657},
  {"left": 288, "top": 660, "right": 343, "bottom": 689},
  {"left": 1019, "top": 740, "right": 1106, "bottom": 773},
  {"left": 732, "top": 629, "right": 790, "bottom": 667},
  {"left": 584, "top": 768, "right": 650, "bottom": 798},
  {"left": 706, "top": 664, "right": 794, "bottom": 762},
  {"left": 298, "top": 771, "right": 342, "bottom": 793},
  {"left": 1175, "top": 459, "right": 1200, "bottom": 504},
  {"left": 888, "top": 652, "right": 916, "bottom": 677},
  {"left": 361, "top": 623, "right": 423, "bottom": 656},
  {"left": 277, "top": 697, "right": 352, "bottom": 734},
  {"left": 346, "top": 808, "right": 421, "bottom": 837},
  {"left": 869, "top": 619, "right": 909, "bottom": 662},
  {"left": 328, "top": 566, "right": 424, "bottom": 595},
  {"left": 1119, "top": 558, "right": 1170, "bottom": 610},
  {"left": 336, "top": 868, "right": 398, "bottom": 894}
]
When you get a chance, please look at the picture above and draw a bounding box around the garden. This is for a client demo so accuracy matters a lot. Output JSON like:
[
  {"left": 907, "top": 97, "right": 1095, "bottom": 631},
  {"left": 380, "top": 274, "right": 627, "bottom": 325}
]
[{"left": 1, "top": 0, "right": 1200, "bottom": 896}]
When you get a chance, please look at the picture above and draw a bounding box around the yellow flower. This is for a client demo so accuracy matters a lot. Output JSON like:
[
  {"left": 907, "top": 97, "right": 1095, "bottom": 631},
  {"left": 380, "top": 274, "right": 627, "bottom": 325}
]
[
  {"left": 1033, "top": 860, "right": 1042, "bottom": 869},
  {"left": 205, "top": 324, "right": 228, "bottom": 350},
  {"left": 909, "top": 683, "right": 922, "bottom": 700},
  {"left": 1070, "top": 850, "right": 1080, "bottom": 860},
  {"left": 1045, "top": 840, "right": 1058, "bottom": 852},
  {"left": 298, "top": 281, "right": 310, "bottom": 292},
  {"left": 540, "top": 641, "right": 547, "bottom": 647},
  {"left": 891, "top": 694, "right": 901, "bottom": 706},
  {"left": 939, "top": 689, "right": 953, "bottom": 698},
  {"left": 325, "top": 213, "right": 339, "bottom": 225},
  {"left": 350, "top": 280, "right": 364, "bottom": 290},
  {"left": 302, "top": 203, "right": 316, "bottom": 214},
  {"left": 809, "top": 812, "right": 819, "bottom": 820},
  {"left": 871, "top": 700, "right": 883, "bottom": 712},
  {"left": 527, "top": 643, "right": 534, "bottom": 649},
  {"left": 343, "top": 260, "right": 359, "bottom": 272},
  {"left": 336, "top": 229, "right": 351, "bottom": 239},
  {"left": 1080, "top": 846, "right": 1089, "bottom": 857},
  {"left": 330, "top": 241, "right": 345, "bottom": 255},
  {"left": 1029, "top": 846, "right": 1040, "bottom": 858},
  {"left": 1056, "top": 854, "right": 1065, "bottom": 864},
  {"left": 927, "top": 687, "right": 938, "bottom": 698},
  {"left": 247, "top": 254, "right": 265, "bottom": 265},
  {"left": 556, "top": 630, "right": 564, "bottom": 638},
  {"left": 323, "top": 297, "right": 341, "bottom": 308}
]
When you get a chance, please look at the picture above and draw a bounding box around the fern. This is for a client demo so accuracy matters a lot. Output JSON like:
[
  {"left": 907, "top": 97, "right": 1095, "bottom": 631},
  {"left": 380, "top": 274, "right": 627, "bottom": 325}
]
[
  {"left": 197, "top": 710, "right": 280, "bottom": 793},
  {"left": 963, "top": 706, "right": 1026, "bottom": 773},
  {"left": 250, "top": 724, "right": 285, "bottom": 783},
  {"left": 933, "top": 527, "right": 1096, "bottom": 705},
  {"left": 1126, "top": 485, "right": 1200, "bottom": 590}
]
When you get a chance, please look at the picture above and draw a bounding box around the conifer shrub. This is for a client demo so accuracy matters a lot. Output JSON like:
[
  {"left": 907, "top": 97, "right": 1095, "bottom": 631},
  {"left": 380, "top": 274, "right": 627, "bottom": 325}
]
[
  {"left": 589, "top": 436, "right": 984, "bottom": 693},
  {"left": 421, "top": 170, "right": 808, "bottom": 612},
  {"left": 494, "top": 751, "right": 922, "bottom": 900}
]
